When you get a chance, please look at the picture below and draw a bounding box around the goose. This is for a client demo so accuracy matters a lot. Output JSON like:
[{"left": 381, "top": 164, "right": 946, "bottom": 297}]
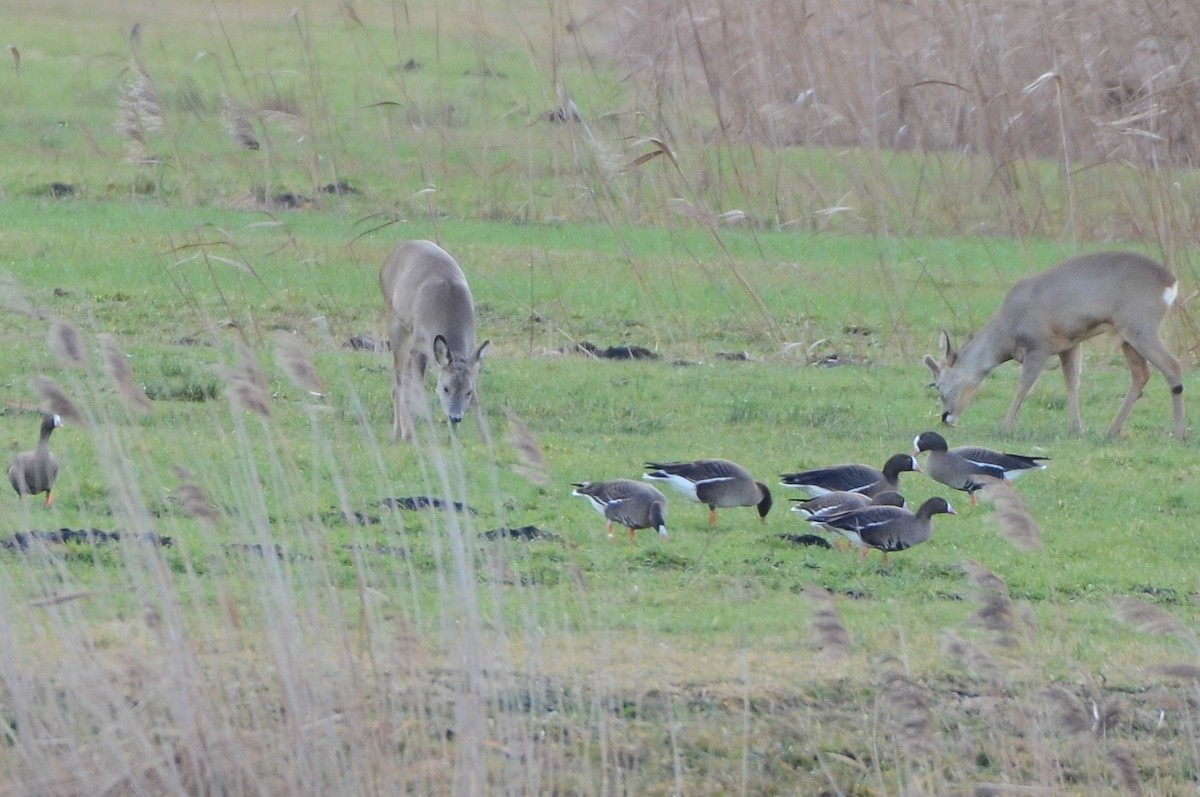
[
  {"left": 780, "top": 453, "right": 920, "bottom": 497},
  {"left": 642, "top": 459, "right": 772, "bottom": 526},
  {"left": 571, "top": 479, "right": 668, "bottom": 541},
  {"left": 913, "top": 431, "right": 1047, "bottom": 506},
  {"left": 791, "top": 490, "right": 906, "bottom": 550},
  {"left": 9, "top": 413, "right": 63, "bottom": 508},
  {"left": 810, "top": 496, "right": 957, "bottom": 565}
]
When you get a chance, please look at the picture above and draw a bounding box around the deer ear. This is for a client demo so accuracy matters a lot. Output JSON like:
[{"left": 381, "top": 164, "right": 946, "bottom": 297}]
[
  {"left": 938, "top": 329, "right": 957, "bottom": 364},
  {"left": 432, "top": 335, "right": 453, "bottom": 367},
  {"left": 473, "top": 340, "right": 490, "bottom": 364},
  {"left": 923, "top": 354, "right": 941, "bottom": 378}
]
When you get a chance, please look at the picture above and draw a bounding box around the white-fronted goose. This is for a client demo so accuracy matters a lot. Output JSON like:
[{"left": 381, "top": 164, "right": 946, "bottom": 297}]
[
  {"left": 791, "top": 490, "right": 906, "bottom": 550},
  {"left": 642, "top": 459, "right": 772, "bottom": 526},
  {"left": 913, "top": 431, "right": 1048, "bottom": 506},
  {"left": 571, "top": 479, "right": 668, "bottom": 541},
  {"left": 9, "top": 413, "right": 63, "bottom": 508},
  {"left": 810, "top": 496, "right": 956, "bottom": 565},
  {"left": 780, "top": 453, "right": 920, "bottom": 498}
]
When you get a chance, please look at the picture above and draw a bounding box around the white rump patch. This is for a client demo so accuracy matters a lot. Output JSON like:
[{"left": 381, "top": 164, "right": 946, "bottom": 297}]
[{"left": 1164, "top": 282, "right": 1178, "bottom": 307}]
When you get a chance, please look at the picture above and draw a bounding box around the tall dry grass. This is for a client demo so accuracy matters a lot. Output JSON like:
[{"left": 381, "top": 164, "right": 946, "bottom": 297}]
[{"left": 587, "top": 0, "right": 1200, "bottom": 248}]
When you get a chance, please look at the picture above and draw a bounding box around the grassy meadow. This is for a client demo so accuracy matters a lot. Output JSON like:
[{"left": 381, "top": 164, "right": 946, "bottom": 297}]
[{"left": 4, "top": 0, "right": 1200, "bottom": 794}]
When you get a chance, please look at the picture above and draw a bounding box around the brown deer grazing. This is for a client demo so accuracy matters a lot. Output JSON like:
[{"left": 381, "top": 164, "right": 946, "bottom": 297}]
[
  {"left": 380, "top": 240, "right": 489, "bottom": 441},
  {"left": 924, "top": 251, "right": 1186, "bottom": 440}
]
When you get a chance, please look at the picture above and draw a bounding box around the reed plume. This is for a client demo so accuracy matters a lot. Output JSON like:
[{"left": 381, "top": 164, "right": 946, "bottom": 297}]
[
  {"left": 99, "top": 333, "right": 152, "bottom": 413},
  {"left": 1110, "top": 596, "right": 1191, "bottom": 640},
  {"left": 1039, "top": 685, "right": 1092, "bottom": 735},
  {"left": 221, "top": 94, "right": 260, "bottom": 151},
  {"left": 976, "top": 476, "right": 1042, "bottom": 551},
  {"left": 49, "top": 318, "right": 89, "bottom": 370},
  {"left": 274, "top": 332, "right": 325, "bottom": 396},
  {"left": 221, "top": 342, "right": 271, "bottom": 417},
  {"left": 878, "top": 657, "right": 939, "bottom": 759},
  {"left": 505, "top": 409, "right": 549, "bottom": 485},
  {"left": 963, "top": 559, "right": 1016, "bottom": 639},
  {"left": 942, "top": 631, "right": 1003, "bottom": 684},
  {"left": 803, "top": 583, "right": 852, "bottom": 659},
  {"left": 32, "top": 375, "right": 85, "bottom": 426},
  {"left": 115, "top": 64, "right": 163, "bottom": 163},
  {"left": 171, "top": 465, "right": 220, "bottom": 529},
  {"left": 1108, "top": 746, "right": 1143, "bottom": 795}
]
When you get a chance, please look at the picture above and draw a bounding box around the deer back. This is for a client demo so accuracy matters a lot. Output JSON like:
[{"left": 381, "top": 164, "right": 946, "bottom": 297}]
[
  {"left": 381, "top": 240, "right": 477, "bottom": 351},
  {"left": 997, "top": 251, "right": 1176, "bottom": 348}
]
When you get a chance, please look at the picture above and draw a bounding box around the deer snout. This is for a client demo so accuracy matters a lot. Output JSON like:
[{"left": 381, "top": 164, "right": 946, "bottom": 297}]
[
  {"left": 448, "top": 413, "right": 464, "bottom": 425},
  {"left": 941, "top": 411, "right": 956, "bottom": 425}
]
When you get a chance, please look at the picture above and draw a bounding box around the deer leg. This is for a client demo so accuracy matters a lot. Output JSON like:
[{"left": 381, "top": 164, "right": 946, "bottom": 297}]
[
  {"left": 388, "top": 320, "right": 413, "bottom": 440},
  {"left": 1000, "top": 350, "right": 1051, "bottom": 434},
  {"left": 1059, "top": 345, "right": 1084, "bottom": 435},
  {"left": 398, "top": 348, "right": 430, "bottom": 442},
  {"left": 1124, "top": 330, "right": 1186, "bottom": 440},
  {"left": 1106, "top": 341, "right": 1152, "bottom": 439}
]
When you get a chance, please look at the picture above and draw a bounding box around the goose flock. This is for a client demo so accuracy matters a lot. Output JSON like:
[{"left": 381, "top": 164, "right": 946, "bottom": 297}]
[
  {"left": 573, "top": 432, "right": 1048, "bottom": 566},
  {"left": 7, "top": 393, "right": 1046, "bottom": 569}
]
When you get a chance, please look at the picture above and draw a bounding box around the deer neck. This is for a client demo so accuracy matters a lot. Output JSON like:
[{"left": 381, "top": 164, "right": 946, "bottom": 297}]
[{"left": 959, "top": 317, "right": 1016, "bottom": 380}]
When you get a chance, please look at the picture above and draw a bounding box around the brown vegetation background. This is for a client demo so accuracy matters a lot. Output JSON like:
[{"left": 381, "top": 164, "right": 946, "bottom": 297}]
[{"left": 597, "top": 0, "right": 1200, "bottom": 166}]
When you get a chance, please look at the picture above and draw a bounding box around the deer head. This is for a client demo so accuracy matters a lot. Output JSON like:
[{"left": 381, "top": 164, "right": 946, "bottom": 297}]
[
  {"left": 432, "top": 335, "right": 489, "bottom": 426},
  {"left": 923, "top": 330, "right": 978, "bottom": 426}
]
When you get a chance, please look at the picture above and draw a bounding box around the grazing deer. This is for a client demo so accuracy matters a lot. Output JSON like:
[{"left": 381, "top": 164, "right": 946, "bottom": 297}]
[
  {"left": 380, "top": 240, "right": 489, "bottom": 441},
  {"left": 924, "top": 251, "right": 1186, "bottom": 439}
]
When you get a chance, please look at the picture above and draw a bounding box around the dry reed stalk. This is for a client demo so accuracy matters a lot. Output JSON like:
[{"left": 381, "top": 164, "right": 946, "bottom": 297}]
[
  {"left": 49, "top": 318, "right": 89, "bottom": 370},
  {"left": 99, "top": 333, "right": 152, "bottom": 413},
  {"left": 505, "top": 409, "right": 549, "bottom": 485},
  {"left": 803, "top": 583, "right": 852, "bottom": 659},
  {"left": 273, "top": 332, "right": 325, "bottom": 396},
  {"left": 976, "top": 477, "right": 1043, "bottom": 551},
  {"left": 32, "top": 375, "right": 85, "bottom": 426}
]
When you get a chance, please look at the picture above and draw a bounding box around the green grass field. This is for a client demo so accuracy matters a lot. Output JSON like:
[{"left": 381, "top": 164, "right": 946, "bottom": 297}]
[{"left": 4, "top": 2, "right": 1200, "bottom": 794}]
